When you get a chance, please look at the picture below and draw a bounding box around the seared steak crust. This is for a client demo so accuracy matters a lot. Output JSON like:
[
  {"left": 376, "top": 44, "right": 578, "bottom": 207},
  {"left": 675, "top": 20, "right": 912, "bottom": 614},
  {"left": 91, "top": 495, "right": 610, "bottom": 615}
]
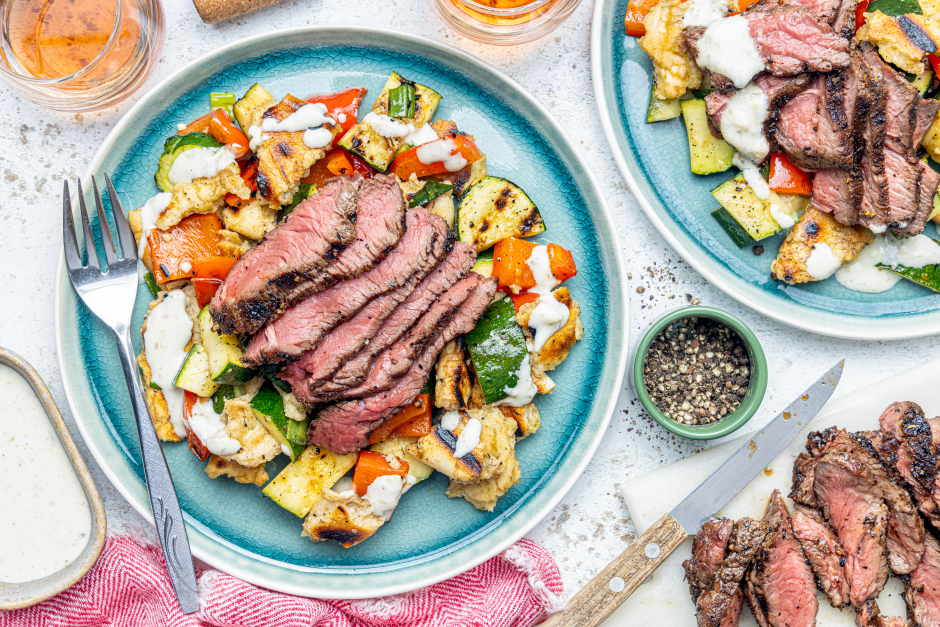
[
  {"left": 685, "top": 518, "right": 736, "bottom": 600},
  {"left": 775, "top": 73, "right": 853, "bottom": 170},
  {"left": 905, "top": 532, "right": 940, "bottom": 627},
  {"left": 791, "top": 504, "right": 852, "bottom": 608},
  {"left": 791, "top": 452, "right": 819, "bottom": 507}
]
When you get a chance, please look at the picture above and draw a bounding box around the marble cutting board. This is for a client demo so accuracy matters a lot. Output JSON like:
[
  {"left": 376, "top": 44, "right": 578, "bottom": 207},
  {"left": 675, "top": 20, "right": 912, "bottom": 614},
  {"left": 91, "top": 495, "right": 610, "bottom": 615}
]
[{"left": 600, "top": 357, "right": 940, "bottom": 627}]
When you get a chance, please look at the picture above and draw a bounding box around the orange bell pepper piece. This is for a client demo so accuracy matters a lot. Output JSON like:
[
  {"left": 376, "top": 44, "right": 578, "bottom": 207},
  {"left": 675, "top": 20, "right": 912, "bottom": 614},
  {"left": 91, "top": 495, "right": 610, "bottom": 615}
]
[
  {"left": 302, "top": 149, "right": 357, "bottom": 187},
  {"left": 390, "top": 134, "right": 483, "bottom": 180},
  {"left": 624, "top": 0, "right": 661, "bottom": 36},
  {"left": 368, "top": 394, "right": 432, "bottom": 445},
  {"left": 510, "top": 292, "right": 540, "bottom": 312},
  {"left": 492, "top": 237, "right": 578, "bottom": 293},
  {"left": 183, "top": 392, "right": 211, "bottom": 461},
  {"left": 305, "top": 87, "right": 367, "bottom": 134},
  {"left": 191, "top": 256, "right": 238, "bottom": 308},
  {"left": 179, "top": 109, "right": 250, "bottom": 159},
  {"left": 768, "top": 152, "right": 813, "bottom": 197},
  {"left": 148, "top": 214, "right": 226, "bottom": 284},
  {"left": 352, "top": 450, "right": 410, "bottom": 496}
]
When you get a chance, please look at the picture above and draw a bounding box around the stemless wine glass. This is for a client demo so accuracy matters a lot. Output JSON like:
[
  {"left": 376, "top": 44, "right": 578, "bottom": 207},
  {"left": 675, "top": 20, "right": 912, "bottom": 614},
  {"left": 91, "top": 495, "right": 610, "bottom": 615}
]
[
  {"left": 0, "top": 0, "right": 164, "bottom": 112},
  {"left": 426, "top": 0, "right": 583, "bottom": 45}
]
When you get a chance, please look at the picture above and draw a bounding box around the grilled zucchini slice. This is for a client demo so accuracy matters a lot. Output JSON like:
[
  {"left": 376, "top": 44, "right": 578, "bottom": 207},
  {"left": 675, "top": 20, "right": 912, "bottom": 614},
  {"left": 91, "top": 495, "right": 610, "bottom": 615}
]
[
  {"left": 262, "top": 446, "right": 358, "bottom": 517},
  {"left": 251, "top": 382, "right": 308, "bottom": 461},
  {"left": 338, "top": 121, "right": 396, "bottom": 172},
  {"left": 197, "top": 306, "right": 256, "bottom": 385},
  {"left": 470, "top": 248, "right": 494, "bottom": 277},
  {"left": 465, "top": 299, "right": 529, "bottom": 405},
  {"left": 173, "top": 344, "right": 219, "bottom": 397},
  {"left": 647, "top": 78, "right": 681, "bottom": 123},
  {"left": 711, "top": 174, "right": 798, "bottom": 243},
  {"left": 458, "top": 177, "right": 545, "bottom": 251},
  {"left": 233, "top": 83, "right": 275, "bottom": 133},
  {"left": 155, "top": 132, "right": 224, "bottom": 192},
  {"left": 680, "top": 99, "right": 734, "bottom": 175},
  {"left": 372, "top": 72, "right": 442, "bottom": 150}
]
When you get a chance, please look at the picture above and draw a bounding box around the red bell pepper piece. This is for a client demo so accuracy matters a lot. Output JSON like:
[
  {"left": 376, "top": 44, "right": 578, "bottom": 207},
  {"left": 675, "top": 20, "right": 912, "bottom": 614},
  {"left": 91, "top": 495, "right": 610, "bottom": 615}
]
[
  {"left": 191, "top": 256, "right": 238, "bottom": 308},
  {"left": 345, "top": 151, "right": 375, "bottom": 179},
  {"left": 930, "top": 53, "right": 940, "bottom": 78},
  {"left": 624, "top": 0, "right": 661, "bottom": 36},
  {"left": 352, "top": 450, "right": 410, "bottom": 496},
  {"left": 148, "top": 214, "right": 226, "bottom": 284},
  {"left": 510, "top": 292, "right": 540, "bottom": 312},
  {"left": 183, "top": 392, "right": 211, "bottom": 461},
  {"left": 179, "top": 109, "right": 250, "bottom": 159},
  {"left": 389, "top": 134, "right": 483, "bottom": 180},
  {"left": 367, "top": 394, "right": 432, "bottom": 445},
  {"left": 855, "top": 0, "right": 870, "bottom": 30},
  {"left": 305, "top": 87, "right": 367, "bottom": 134},
  {"left": 768, "top": 152, "right": 813, "bottom": 197},
  {"left": 492, "top": 237, "right": 578, "bottom": 293}
]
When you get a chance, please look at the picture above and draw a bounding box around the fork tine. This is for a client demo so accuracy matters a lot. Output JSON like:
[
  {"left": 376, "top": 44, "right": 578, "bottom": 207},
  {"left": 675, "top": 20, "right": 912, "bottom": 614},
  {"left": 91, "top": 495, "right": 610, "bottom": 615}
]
[
  {"left": 76, "top": 179, "right": 99, "bottom": 271},
  {"left": 92, "top": 178, "right": 118, "bottom": 267},
  {"left": 63, "top": 180, "right": 83, "bottom": 272},
  {"left": 105, "top": 173, "right": 137, "bottom": 261}
]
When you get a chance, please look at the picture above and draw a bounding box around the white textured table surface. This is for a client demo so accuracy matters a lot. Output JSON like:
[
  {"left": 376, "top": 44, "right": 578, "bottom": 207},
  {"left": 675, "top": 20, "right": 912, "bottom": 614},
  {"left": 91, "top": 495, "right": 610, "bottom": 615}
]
[{"left": 0, "top": 0, "right": 936, "bottom": 604}]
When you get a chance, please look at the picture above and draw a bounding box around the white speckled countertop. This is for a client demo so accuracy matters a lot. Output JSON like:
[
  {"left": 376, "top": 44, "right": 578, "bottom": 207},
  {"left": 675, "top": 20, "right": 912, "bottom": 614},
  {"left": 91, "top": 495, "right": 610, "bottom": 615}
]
[{"left": 0, "top": 0, "right": 936, "bottom": 606}]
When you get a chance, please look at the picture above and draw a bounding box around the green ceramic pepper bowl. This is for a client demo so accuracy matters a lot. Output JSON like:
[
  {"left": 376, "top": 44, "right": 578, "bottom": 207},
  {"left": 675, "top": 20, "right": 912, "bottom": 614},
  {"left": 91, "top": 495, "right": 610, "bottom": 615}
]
[{"left": 632, "top": 306, "right": 768, "bottom": 440}]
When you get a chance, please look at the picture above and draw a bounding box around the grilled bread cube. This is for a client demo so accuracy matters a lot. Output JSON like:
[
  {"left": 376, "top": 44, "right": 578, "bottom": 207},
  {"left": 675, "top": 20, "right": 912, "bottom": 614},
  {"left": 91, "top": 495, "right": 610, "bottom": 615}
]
[
  {"left": 499, "top": 404, "right": 541, "bottom": 440},
  {"left": 219, "top": 397, "right": 281, "bottom": 468},
  {"left": 157, "top": 162, "right": 251, "bottom": 230},
  {"left": 771, "top": 208, "right": 873, "bottom": 284},
  {"left": 219, "top": 229, "right": 250, "bottom": 257},
  {"left": 860, "top": 11, "right": 940, "bottom": 75},
  {"left": 639, "top": 0, "right": 704, "bottom": 99},
  {"left": 515, "top": 287, "right": 583, "bottom": 373},
  {"left": 302, "top": 488, "right": 385, "bottom": 548},
  {"left": 434, "top": 338, "right": 473, "bottom": 411},
  {"left": 406, "top": 407, "right": 516, "bottom": 484},
  {"left": 220, "top": 197, "right": 278, "bottom": 241},
  {"left": 204, "top": 455, "right": 268, "bottom": 486},
  {"left": 446, "top": 451, "right": 520, "bottom": 512}
]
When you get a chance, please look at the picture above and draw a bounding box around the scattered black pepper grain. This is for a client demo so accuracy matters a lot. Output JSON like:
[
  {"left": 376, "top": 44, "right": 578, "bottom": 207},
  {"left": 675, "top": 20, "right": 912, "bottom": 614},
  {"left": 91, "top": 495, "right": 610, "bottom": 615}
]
[
  {"left": 642, "top": 317, "right": 751, "bottom": 426},
  {"left": 753, "top": 245, "right": 764, "bottom": 256}
]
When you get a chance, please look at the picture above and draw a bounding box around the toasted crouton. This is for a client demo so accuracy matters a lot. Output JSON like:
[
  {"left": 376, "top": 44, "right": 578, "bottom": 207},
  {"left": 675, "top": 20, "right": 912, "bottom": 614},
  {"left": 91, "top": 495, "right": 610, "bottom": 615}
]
[
  {"left": 220, "top": 197, "right": 278, "bottom": 241},
  {"left": 204, "top": 455, "right": 268, "bottom": 486},
  {"left": 406, "top": 408, "right": 516, "bottom": 484},
  {"left": 860, "top": 11, "right": 940, "bottom": 74},
  {"left": 639, "top": 0, "right": 704, "bottom": 99},
  {"left": 157, "top": 162, "right": 251, "bottom": 230},
  {"left": 771, "top": 208, "right": 874, "bottom": 284},
  {"left": 499, "top": 404, "right": 541, "bottom": 440},
  {"left": 219, "top": 398, "right": 281, "bottom": 468},
  {"left": 302, "top": 488, "right": 385, "bottom": 548},
  {"left": 434, "top": 338, "right": 472, "bottom": 411},
  {"left": 218, "top": 229, "right": 251, "bottom": 257},
  {"left": 515, "top": 287, "right": 583, "bottom": 373},
  {"left": 446, "top": 452, "right": 520, "bottom": 511}
]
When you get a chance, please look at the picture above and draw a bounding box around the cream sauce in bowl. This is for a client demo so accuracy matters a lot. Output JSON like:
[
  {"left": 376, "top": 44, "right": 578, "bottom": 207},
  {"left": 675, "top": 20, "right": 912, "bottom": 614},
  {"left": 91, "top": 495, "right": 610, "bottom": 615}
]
[{"left": 0, "top": 364, "right": 92, "bottom": 583}]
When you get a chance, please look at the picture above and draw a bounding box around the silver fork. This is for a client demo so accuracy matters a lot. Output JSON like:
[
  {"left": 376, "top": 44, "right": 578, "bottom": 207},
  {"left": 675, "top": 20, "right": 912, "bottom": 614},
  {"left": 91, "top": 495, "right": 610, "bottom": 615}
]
[{"left": 63, "top": 176, "right": 200, "bottom": 614}]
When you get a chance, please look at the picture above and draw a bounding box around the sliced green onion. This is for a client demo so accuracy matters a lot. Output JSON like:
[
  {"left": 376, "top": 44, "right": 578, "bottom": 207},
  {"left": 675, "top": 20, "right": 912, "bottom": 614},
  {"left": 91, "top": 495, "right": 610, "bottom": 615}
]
[
  {"left": 388, "top": 84, "right": 416, "bottom": 118},
  {"left": 210, "top": 92, "right": 236, "bottom": 118},
  {"left": 409, "top": 181, "right": 453, "bottom": 208},
  {"left": 144, "top": 272, "right": 160, "bottom": 299}
]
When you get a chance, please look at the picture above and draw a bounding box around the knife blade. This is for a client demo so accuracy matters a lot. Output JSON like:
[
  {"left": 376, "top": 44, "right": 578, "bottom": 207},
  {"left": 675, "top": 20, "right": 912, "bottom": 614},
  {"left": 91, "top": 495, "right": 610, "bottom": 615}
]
[
  {"left": 540, "top": 358, "right": 844, "bottom": 627},
  {"left": 670, "top": 357, "right": 844, "bottom": 533}
]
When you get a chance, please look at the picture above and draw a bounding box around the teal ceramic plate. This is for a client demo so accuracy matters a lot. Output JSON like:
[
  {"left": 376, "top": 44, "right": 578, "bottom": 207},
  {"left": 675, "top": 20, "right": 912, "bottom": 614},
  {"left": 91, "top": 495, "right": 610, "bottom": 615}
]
[
  {"left": 54, "top": 28, "right": 628, "bottom": 598},
  {"left": 591, "top": 0, "right": 940, "bottom": 339}
]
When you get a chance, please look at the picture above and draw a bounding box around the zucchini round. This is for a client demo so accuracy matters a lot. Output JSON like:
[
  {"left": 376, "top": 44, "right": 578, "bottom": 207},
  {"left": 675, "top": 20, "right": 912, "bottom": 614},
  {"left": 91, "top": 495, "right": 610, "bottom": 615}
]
[
  {"left": 458, "top": 176, "right": 545, "bottom": 251},
  {"left": 155, "top": 132, "right": 223, "bottom": 193}
]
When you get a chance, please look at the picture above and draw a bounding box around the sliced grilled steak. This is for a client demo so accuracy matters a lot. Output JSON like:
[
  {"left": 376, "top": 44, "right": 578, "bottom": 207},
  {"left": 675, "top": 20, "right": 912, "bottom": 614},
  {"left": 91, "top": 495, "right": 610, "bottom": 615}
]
[
  {"left": 775, "top": 73, "right": 853, "bottom": 171},
  {"left": 778, "top": 0, "right": 843, "bottom": 23},
  {"left": 323, "top": 239, "right": 478, "bottom": 392},
  {"left": 303, "top": 274, "right": 481, "bottom": 404},
  {"left": 307, "top": 276, "right": 498, "bottom": 454},
  {"left": 855, "top": 599, "right": 908, "bottom": 627},
  {"left": 906, "top": 532, "right": 940, "bottom": 627},
  {"left": 896, "top": 162, "right": 940, "bottom": 237},
  {"left": 685, "top": 518, "right": 736, "bottom": 601},
  {"left": 695, "top": 518, "right": 770, "bottom": 627},
  {"left": 209, "top": 176, "right": 361, "bottom": 335},
  {"left": 914, "top": 98, "right": 940, "bottom": 145},
  {"left": 791, "top": 504, "right": 852, "bottom": 608},
  {"left": 281, "top": 229, "right": 458, "bottom": 392},
  {"left": 809, "top": 168, "right": 863, "bottom": 225},
  {"left": 861, "top": 43, "right": 920, "bottom": 160},
  {"left": 883, "top": 148, "right": 922, "bottom": 226},
  {"left": 857, "top": 43, "right": 890, "bottom": 232},
  {"left": 745, "top": 5, "right": 850, "bottom": 75},
  {"left": 791, "top": 452, "right": 819, "bottom": 507},
  {"left": 813, "top": 451, "right": 890, "bottom": 607},
  {"left": 878, "top": 402, "right": 940, "bottom": 525},
  {"left": 706, "top": 73, "right": 812, "bottom": 136},
  {"left": 744, "top": 491, "right": 818, "bottom": 627},
  {"left": 809, "top": 428, "right": 924, "bottom": 574},
  {"left": 244, "top": 209, "right": 443, "bottom": 366},
  {"left": 831, "top": 0, "right": 859, "bottom": 37}
]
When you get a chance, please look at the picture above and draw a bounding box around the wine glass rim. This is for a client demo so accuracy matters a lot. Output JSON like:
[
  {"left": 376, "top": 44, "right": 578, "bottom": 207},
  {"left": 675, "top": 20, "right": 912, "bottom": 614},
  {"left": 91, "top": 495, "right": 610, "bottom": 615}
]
[
  {"left": 453, "top": 0, "right": 557, "bottom": 14},
  {"left": 0, "top": 0, "right": 126, "bottom": 85}
]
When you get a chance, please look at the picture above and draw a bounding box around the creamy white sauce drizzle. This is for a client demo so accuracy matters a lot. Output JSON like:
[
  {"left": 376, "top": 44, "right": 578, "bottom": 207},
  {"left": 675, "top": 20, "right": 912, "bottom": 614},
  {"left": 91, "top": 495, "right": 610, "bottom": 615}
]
[
  {"left": 440, "top": 410, "right": 461, "bottom": 432},
  {"left": 249, "top": 103, "right": 337, "bottom": 150},
  {"left": 416, "top": 137, "right": 467, "bottom": 172},
  {"left": 732, "top": 153, "right": 770, "bottom": 200},
  {"left": 186, "top": 397, "right": 240, "bottom": 456},
  {"left": 495, "top": 354, "right": 538, "bottom": 407},
  {"left": 806, "top": 243, "right": 842, "bottom": 280},
  {"left": 168, "top": 146, "right": 236, "bottom": 186},
  {"left": 695, "top": 14, "right": 765, "bottom": 89},
  {"left": 870, "top": 223, "right": 887, "bottom": 234},
  {"left": 364, "top": 473, "right": 416, "bottom": 521},
  {"left": 835, "top": 233, "right": 940, "bottom": 292},
  {"left": 336, "top": 113, "right": 347, "bottom": 124},
  {"left": 529, "top": 296, "right": 571, "bottom": 353},
  {"left": 0, "top": 365, "right": 92, "bottom": 583},
  {"left": 527, "top": 245, "right": 561, "bottom": 296},
  {"left": 247, "top": 125, "right": 265, "bottom": 152},
  {"left": 722, "top": 84, "right": 771, "bottom": 166},
  {"left": 453, "top": 418, "right": 482, "bottom": 459},
  {"left": 405, "top": 124, "right": 440, "bottom": 147},
  {"left": 769, "top": 203, "right": 795, "bottom": 229},
  {"left": 683, "top": 0, "right": 732, "bottom": 27},
  {"left": 143, "top": 290, "right": 192, "bottom": 438},
  {"left": 362, "top": 112, "right": 412, "bottom": 138},
  {"left": 136, "top": 192, "right": 173, "bottom": 281}
]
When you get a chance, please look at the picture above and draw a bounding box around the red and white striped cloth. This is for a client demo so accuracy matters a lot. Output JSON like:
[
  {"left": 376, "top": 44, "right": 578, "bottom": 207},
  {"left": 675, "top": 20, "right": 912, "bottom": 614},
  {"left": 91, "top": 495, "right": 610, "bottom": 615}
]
[{"left": 0, "top": 535, "right": 565, "bottom": 626}]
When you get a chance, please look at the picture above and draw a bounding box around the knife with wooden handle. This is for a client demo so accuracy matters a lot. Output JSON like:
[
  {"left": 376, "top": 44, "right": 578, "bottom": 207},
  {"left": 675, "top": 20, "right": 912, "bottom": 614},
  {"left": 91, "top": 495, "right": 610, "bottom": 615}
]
[{"left": 542, "top": 359, "right": 844, "bottom": 627}]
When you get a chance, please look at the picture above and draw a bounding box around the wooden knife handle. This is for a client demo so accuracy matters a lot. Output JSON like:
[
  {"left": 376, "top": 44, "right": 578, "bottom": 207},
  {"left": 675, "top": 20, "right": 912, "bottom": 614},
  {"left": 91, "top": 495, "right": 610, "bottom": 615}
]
[{"left": 541, "top": 513, "right": 687, "bottom": 627}]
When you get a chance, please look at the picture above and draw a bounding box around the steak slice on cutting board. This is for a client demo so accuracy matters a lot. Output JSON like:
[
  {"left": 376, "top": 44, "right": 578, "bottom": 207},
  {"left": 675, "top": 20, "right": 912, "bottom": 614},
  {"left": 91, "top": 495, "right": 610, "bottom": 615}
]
[
  {"left": 744, "top": 490, "right": 818, "bottom": 627},
  {"left": 791, "top": 504, "right": 852, "bottom": 608},
  {"left": 905, "top": 532, "right": 940, "bottom": 627},
  {"left": 685, "top": 519, "right": 736, "bottom": 601},
  {"left": 209, "top": 175, "right": 361, "bottom": 336},
  {"left": 877, "top": 401, "right": 940, "bottom": 526}
]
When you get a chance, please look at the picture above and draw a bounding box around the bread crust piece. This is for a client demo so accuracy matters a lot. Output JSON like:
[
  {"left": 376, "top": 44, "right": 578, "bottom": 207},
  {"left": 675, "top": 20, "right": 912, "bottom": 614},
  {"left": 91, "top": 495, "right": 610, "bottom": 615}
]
[
  {"left": 639, "top": 0, "right": 704, "bottom": 99},
  {"left": 218, "top": 397, "right": 281, "bottom": 468},
  {"left": 770, "top": 207, "right": 873, "bottom": 284},
  {"left": 515, "top": 287, "right": 583, "bottom": 373},
  {"left": 204, "top": 454, "right": 268, "bottom": 486},
  {"left": 446, "top": 452, "right": 520, "bottom": 512},
  {"left": 302, "top": 488, "right": 384, "bottom": 548},
  {"left": 158, "top": 162, "right": 252, "bottom": 230}
]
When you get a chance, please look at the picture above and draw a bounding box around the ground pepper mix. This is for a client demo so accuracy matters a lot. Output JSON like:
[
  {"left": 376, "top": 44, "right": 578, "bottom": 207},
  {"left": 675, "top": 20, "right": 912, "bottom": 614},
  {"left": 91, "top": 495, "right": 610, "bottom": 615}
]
[{"left": 642, "top": 317, "right": 751, "bottom": 425}]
